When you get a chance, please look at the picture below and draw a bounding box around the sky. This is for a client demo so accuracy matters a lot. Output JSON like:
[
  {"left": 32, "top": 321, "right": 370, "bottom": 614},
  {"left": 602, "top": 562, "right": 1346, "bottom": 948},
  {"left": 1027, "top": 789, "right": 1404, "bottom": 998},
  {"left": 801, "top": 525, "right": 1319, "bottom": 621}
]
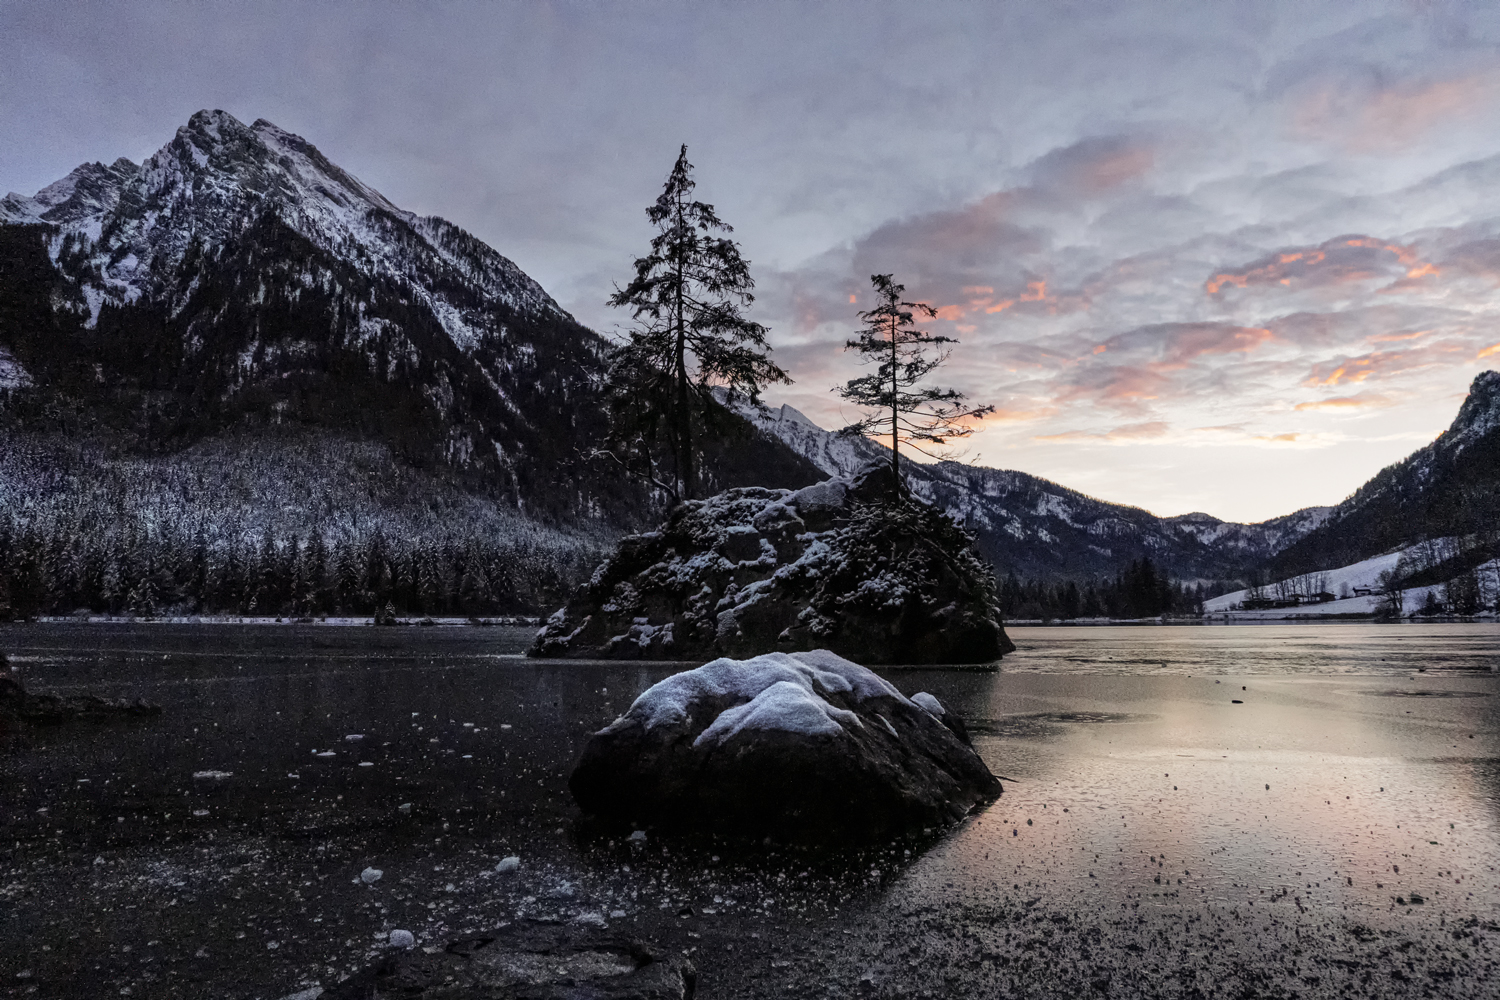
[{"left": 4, "top": 0, "right": 1500, "bottom": 523}]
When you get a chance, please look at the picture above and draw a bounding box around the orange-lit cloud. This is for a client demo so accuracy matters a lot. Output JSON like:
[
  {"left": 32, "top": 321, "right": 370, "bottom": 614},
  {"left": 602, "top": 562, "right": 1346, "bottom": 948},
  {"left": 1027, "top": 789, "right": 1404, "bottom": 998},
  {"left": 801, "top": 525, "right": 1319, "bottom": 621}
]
[
  {"left": 1035, "top": 420, "right": 1170, "bottom": 444},
  {"left": 975, "top": 405, "right": 1057, "bottom": 424},
  {"left": 934, "top": 279, "right": 1057, "bottom": 322},
  {"left": 1368, "top": 328, "right": 1430, "bottom": 344},
  {"left": 1293, "top": 394, "right": 1387, "bottom": 412},
  {"left": 1028, "top": 134, "right": 1155, "bottom": 196},
  {"left": 1293, "top": 72, "right": 1498, "bottom": 152},
  {"left": 1304, "top": 340, "right": 1473, "bottom": 388},
  {"left": 1205, "top": 236, "right": 1432, "bottom": 297},
  {"left": 1480, "top": 343, "right": 1500, "bottom": 360}
]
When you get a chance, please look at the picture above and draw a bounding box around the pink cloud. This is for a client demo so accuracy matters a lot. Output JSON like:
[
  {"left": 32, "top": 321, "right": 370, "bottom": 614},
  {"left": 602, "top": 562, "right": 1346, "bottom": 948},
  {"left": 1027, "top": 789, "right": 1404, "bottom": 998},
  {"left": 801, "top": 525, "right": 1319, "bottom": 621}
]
[{"left": 1292, "top": 72, "right": 1498, "bottom": 152}]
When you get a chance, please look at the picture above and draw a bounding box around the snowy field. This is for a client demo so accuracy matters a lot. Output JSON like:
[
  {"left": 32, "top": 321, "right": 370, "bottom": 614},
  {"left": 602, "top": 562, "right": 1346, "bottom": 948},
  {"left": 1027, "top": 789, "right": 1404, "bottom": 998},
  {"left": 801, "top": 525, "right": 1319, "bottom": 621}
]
[{"left": 1204, "top": 543, "right": 1500, "bottom": 619}]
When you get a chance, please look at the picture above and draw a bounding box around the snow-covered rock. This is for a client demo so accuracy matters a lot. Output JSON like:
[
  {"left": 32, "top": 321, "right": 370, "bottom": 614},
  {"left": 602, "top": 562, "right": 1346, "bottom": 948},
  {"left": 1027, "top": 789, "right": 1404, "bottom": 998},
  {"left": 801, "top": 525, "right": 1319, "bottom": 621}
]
[
  {"left": 530, "top": 464, "right": 1012, "bottom": 665},
  {"left": 568, "top": 649, "right": 1000, "bottom": 844}
]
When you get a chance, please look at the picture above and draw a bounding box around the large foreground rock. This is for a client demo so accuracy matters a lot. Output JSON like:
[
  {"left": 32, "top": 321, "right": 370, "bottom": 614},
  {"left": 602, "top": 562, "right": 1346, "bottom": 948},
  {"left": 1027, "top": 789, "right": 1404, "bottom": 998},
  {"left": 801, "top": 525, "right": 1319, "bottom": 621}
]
[
  {"left": 0, "top": 659, "right": 160, "bottom": 724},
  {"left": 569, "top": 650, "right": 1002, "bottom": 844},
  {"left": 530, "top": 466, "right": 1013, "bottom": 664},
  {"left": 319, "top": 920, "right": 695, "bottom": 999}
]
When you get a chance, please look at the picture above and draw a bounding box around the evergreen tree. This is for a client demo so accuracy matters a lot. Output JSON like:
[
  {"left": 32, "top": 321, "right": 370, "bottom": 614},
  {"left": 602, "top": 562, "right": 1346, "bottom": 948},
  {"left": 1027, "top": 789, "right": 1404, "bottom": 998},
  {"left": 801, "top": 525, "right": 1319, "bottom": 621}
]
[
  {"left": 838, "top": 273, "right": 994, "bottom": 501},
  {"left": 601, "top": 145, "right": 790, "bottom": 502}
]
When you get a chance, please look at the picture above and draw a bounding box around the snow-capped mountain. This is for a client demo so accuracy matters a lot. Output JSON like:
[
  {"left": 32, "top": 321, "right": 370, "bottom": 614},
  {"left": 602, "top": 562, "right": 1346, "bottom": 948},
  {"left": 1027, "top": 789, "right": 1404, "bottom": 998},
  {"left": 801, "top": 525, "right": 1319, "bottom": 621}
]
[
  {"left": 0, "top": 109, "right": 611, "bottom": 516},
  {"left": 0, "top": 111, "right": 563, "bottom": 338},
  {"left": 1271, "top": 369, "right": 1500, "bottom": 578},
  {"left": 0, "top": 110, "right": 826, "bottom": 535},
  {"left": 727, "top": 393, "right": 1328, "bottom": 583}
]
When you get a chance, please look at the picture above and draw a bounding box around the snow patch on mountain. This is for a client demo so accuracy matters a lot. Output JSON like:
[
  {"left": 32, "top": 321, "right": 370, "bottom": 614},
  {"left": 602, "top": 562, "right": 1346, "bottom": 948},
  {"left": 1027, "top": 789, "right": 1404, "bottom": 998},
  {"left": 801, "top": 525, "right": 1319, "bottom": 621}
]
[{"left": 4, "top": 109, "right": 567, "bottom": 356}]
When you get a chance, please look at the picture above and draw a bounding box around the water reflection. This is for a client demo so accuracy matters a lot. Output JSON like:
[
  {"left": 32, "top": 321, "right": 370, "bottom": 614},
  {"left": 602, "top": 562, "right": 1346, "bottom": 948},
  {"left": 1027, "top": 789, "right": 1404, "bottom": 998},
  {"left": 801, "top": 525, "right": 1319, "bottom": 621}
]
[{"left": 890, "top": 624, "right": 1500, "bottom": 920}]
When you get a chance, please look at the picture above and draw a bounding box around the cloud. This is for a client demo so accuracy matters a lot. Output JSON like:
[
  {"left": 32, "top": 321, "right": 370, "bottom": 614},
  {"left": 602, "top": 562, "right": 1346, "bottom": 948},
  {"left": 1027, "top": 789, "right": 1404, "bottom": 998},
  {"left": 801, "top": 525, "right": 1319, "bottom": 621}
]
[
  {"left": 1027, "top": 134, "right": 1155, "bottom": 197},
  {"left": 1304, "top": 339, "right": 1476, "bottom": 387},
  {"left": 1204, "top": 235, "right": 1430, "bottom": 298},
  {"left": 1291, "top": 71, "right": 1500, "bottom": 153},
  {"left": 1293, "top": 393, "right": 1389, "bottom": 411},
  {"left": 1034, "top": 420, "right": 1170, "bottom": 444}
]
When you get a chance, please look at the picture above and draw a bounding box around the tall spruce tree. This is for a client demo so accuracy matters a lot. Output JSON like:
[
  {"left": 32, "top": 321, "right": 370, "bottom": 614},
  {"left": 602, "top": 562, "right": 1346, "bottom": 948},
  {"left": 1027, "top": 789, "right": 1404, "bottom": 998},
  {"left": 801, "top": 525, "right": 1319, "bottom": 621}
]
[
  {"left": 839, "top": 273, "right": 994, "bottom": 501},
  {"left": 601, "top": 145, "right": 790, "bottom": 503}
]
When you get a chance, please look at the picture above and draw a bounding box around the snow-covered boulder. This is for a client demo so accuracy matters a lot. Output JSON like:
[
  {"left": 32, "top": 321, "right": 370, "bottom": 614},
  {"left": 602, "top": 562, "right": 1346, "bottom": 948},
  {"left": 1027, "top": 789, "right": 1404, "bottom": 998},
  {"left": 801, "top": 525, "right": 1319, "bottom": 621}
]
[
  {"left": 568, "top": 650, "right": 1002, "bottom": 844},
  {"left": 530, "top": 464, "right": 1013, "bottom": 664}
]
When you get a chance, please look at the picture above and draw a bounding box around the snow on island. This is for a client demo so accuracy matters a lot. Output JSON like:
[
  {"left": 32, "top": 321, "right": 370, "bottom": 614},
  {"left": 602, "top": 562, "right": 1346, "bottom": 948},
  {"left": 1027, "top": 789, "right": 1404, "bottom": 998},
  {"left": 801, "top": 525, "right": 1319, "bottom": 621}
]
[
  {"left": 568, "top": 649, "right": 1001, "bottom": 844},
  {"left": 531, "top": 464, "right": 1013, "bottom": 665}
]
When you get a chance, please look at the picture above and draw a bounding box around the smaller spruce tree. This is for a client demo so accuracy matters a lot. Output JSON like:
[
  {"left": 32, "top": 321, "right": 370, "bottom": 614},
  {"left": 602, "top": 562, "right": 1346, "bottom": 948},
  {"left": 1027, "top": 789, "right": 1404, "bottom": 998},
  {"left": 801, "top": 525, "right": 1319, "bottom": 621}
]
[{"left": 839, "top": 273, "right": 994, "bottom": 501}]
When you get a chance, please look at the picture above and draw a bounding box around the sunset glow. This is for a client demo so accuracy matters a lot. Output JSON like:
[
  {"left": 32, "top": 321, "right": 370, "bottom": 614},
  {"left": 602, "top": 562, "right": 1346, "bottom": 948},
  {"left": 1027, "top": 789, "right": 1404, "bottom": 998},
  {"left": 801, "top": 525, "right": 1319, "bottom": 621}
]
[{"left": 6, "top": 0, "right": 1499, "bottom": 522}]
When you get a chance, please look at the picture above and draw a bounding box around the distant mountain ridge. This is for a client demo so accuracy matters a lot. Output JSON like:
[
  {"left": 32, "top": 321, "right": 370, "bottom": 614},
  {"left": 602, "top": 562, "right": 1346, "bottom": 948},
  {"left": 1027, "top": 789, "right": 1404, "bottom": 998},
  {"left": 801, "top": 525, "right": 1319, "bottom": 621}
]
[
  {"left": 727, "top": 394, "right": 1331, "bottom": 584},
  {"left": 1270, "top": 369, "right": 1500, "bottom": 579}
]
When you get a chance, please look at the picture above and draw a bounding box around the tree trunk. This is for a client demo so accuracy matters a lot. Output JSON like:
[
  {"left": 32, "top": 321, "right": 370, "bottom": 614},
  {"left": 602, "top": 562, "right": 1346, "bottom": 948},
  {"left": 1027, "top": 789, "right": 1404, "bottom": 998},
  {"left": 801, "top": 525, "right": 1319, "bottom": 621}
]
[
  {"left": 673, "top": 189, "right": 694, "bottom": 502},
  {"left": 889, "top": 311, "right": 900, "bottom": 502}
]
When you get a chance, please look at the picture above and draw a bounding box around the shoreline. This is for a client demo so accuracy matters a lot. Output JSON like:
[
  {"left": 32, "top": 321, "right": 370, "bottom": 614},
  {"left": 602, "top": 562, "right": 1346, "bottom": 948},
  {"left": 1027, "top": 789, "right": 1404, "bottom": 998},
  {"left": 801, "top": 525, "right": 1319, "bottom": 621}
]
[{"left": 5, "top": 612, "right": 1496, "bottom": 628}]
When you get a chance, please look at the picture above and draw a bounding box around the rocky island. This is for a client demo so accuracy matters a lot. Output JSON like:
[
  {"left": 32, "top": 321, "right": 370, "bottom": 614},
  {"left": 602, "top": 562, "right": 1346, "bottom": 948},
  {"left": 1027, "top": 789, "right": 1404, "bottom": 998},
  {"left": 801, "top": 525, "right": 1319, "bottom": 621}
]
[{"left": 530, "top": 466, "right": 1014, "bottom": 665}]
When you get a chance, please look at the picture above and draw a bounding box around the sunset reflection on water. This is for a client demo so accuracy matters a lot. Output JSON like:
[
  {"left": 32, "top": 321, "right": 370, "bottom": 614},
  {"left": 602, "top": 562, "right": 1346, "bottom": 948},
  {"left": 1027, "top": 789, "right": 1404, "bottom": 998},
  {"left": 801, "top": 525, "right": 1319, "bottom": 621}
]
[{"left": 886, "top": 624, "right": 1500, "bottom": 922}]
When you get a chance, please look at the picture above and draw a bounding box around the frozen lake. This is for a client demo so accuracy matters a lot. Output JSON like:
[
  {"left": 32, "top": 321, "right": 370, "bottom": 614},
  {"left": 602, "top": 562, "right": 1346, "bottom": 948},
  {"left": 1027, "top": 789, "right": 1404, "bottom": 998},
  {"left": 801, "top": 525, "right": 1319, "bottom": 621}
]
[{"left": 1, "top": 622, "right": 1497, "bottom": 997}]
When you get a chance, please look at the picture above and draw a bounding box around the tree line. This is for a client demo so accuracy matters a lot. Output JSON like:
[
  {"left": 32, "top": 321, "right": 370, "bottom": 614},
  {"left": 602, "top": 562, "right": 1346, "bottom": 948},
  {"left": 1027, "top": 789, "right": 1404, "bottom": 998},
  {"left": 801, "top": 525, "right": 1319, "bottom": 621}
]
[
  {"left": 0, "top": 514, "right": 593, "bottom": 620},
  {"left": 996, "top": 557, "right": 1207, "bottom": 621}
]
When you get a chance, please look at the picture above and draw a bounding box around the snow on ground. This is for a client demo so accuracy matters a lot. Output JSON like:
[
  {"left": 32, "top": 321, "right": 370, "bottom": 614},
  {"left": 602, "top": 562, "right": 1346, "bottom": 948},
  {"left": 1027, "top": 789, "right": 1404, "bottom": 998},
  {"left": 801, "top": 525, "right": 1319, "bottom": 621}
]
[{"left": 1204, "top": 542, "right": 1494, "bottom": 618}]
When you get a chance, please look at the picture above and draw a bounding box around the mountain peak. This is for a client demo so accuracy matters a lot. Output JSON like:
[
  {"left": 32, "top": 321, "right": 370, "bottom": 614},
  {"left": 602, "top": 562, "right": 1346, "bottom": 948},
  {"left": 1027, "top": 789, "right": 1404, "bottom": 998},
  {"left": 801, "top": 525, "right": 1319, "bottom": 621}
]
[
  {"left": 3, "top": 109, "right": 568, "bottom": 341},
  {"left": 1441, "top": 369, "right": 1500, "bottom": 455}
]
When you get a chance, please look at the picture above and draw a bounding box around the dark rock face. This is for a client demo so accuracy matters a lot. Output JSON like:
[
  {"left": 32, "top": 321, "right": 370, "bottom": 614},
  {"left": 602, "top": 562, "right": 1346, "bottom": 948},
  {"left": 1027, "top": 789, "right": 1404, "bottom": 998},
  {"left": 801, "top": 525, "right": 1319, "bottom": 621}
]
[
  {"left": 322, "top": 921, "right": 695, "bottom": 999},
  {"left": 531, "top": 465, "right": 1013, "bottom": 665},
  {"left": 0, "top": 666, "right": 160, "bottom": 724},
  {"left": 568, "top": 650, "right": 1002, "bottom": 844}
]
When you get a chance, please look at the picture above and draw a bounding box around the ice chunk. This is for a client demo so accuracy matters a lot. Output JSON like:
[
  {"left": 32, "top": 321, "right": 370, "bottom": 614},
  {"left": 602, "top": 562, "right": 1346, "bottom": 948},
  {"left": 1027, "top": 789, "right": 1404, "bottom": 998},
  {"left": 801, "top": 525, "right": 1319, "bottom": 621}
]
[
  {"left": 495, "top": 856, "right": 520, "bottom": 873},
  {"left": 192, "top": 770, "right": 233, "bottom": 780},
  {"left": 388, "top": 929, "right": 415, "bottom": 949},
  {"left": 627, "top": 830, "right": 647, "bottom": 842},
  {"left": 911, "top": 692, "right": 945, "bottom": 717},
  {"left": 573, "top": 911, "right": 608, "bottom": 928},
  {"left": 360, "top": 867, "right": 383, "bottom": 884}
]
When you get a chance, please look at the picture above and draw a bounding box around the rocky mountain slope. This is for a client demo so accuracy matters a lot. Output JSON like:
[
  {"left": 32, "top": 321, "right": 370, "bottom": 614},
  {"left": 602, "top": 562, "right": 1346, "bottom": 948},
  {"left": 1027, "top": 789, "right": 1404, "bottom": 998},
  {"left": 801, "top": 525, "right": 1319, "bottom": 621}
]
[
  {"left": 1269, "top": 369, "right": 1500, "bottom": 580},
  {"left": 0, "top": 110, "right": 816, "bottom": 526},
  {"left": 0, "top": 111, "right": 821, "bottom": 616},
  {"left": 730, "top": 396, "right": 1330, "bottom": 584}
]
